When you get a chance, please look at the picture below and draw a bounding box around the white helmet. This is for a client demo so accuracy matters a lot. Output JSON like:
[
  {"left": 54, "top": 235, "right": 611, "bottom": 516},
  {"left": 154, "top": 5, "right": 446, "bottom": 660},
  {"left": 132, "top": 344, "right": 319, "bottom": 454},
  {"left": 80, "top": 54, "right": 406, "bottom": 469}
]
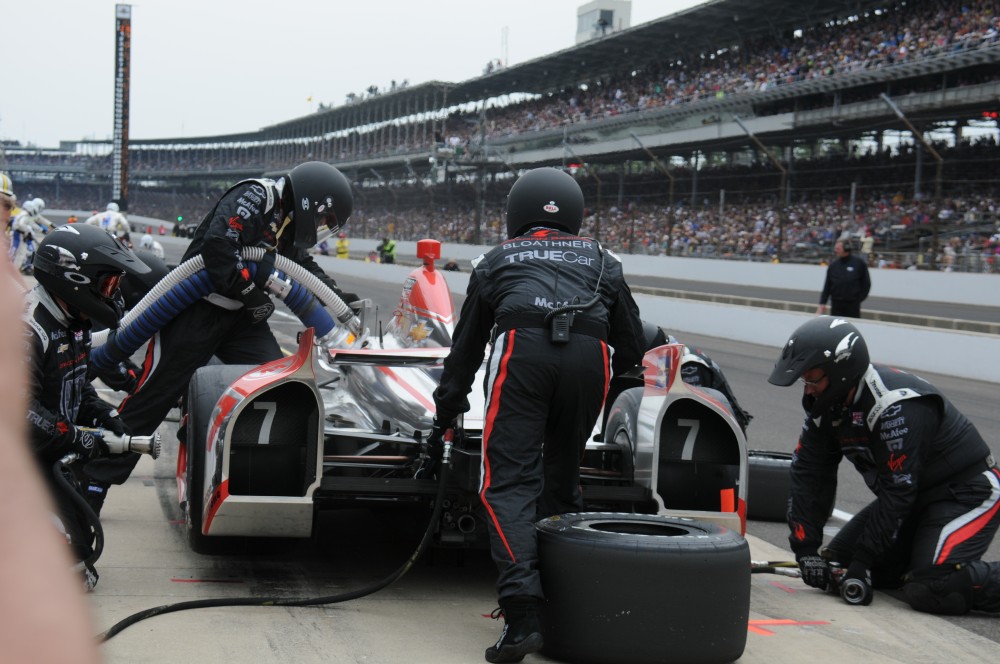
[
  {"left": 21, "top": 199, "right": 38, "bottom": 216},
  {"left": 0, "top": 172, "right": 14, "bottom": 201},
  {"left": 32, "top": 198, "right": 45, "bottom": 214},
  {"left": 140, "top": 234, "right": 153, "bottom": 249},
  {"left": 107, "top": 202, "right": 120, "bottom": 212}
]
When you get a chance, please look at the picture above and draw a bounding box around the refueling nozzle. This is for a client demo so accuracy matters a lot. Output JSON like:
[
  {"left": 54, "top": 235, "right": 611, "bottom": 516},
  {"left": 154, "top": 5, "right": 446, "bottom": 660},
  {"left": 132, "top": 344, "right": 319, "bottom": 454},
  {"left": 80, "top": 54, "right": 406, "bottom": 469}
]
[{"left": 80, "top": 427, "right": 161, "bottom": 459}]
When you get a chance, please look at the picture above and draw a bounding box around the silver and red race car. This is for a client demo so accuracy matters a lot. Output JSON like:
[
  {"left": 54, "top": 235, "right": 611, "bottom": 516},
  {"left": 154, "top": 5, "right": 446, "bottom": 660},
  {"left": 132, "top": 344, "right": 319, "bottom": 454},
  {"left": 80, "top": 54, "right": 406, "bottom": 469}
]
[{"left": 177, "top": 240, "right": 748, "bottom": 553}]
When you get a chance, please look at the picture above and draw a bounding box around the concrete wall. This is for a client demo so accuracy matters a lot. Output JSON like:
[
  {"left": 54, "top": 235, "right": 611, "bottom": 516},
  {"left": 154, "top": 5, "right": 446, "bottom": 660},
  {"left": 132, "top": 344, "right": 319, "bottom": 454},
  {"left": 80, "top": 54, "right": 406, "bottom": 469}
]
[
  {"left": 326, "top": 242, "right": 1000, "bottom": 384},
  {"left": 346, "top": 238, "right": 1000, "bottom": 307}
]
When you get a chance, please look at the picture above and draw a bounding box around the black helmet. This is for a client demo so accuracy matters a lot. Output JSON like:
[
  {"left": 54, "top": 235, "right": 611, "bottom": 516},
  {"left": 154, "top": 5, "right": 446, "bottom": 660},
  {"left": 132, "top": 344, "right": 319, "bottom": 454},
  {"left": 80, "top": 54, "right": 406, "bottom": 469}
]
[
  {"left": 505, "top": 167, "right": 584, "bottom": 239},
  {"left": 285, "top": 161, "right": 353, "bottom": 249},
  {"left": 768, "top": 316, "right": 870, "bottom": 416},
  {"left": 32, "top": 224, "right": 151, "bottom": 329}
]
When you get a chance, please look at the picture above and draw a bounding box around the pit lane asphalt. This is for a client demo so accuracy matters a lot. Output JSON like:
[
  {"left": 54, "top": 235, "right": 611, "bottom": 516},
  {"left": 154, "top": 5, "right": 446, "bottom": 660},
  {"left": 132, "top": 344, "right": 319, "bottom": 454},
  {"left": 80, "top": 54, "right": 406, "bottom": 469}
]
[{"left": 80, "top": 237, "right": 1000, "bottom": 661}]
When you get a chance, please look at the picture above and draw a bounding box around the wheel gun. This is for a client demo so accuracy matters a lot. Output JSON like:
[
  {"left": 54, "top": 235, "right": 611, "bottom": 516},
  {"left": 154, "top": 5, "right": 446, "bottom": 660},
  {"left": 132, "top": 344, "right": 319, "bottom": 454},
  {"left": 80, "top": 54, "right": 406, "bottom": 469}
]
[{"left": 79, "top": 427, "right": 161, "bottom": 459}]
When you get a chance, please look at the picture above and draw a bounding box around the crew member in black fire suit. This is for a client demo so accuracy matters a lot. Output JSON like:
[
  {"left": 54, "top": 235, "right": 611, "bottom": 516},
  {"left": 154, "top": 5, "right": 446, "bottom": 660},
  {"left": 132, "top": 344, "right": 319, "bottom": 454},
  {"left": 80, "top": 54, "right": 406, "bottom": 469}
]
[
  {"left": 25, "top": 224, "right": 151, "bottom": 590},
  {"left": 82, "top": 161, "right": 358, "bottom": 510},
  {"left": 768, "top": 316, "right": 1000, "bottom": 614},
  {"left": 431, "top": 167, "right": 645, "bottom": 663}
]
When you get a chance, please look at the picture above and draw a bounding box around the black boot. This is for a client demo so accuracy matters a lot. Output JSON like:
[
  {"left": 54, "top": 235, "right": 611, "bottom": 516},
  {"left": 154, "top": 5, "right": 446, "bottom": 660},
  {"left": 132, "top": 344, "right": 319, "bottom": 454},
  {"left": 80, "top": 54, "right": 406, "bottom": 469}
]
[
  {"left": 903, "top": 564, "right": 974, "bottom": 615},
  {"left": 485, "top": 596, "right": 543, "bottom": 663}
]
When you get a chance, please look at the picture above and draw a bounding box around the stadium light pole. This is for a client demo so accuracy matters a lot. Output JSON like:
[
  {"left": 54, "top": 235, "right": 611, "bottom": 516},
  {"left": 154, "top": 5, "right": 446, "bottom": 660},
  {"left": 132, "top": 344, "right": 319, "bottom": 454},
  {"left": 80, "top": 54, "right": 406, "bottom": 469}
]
[
  {"left": 630, "top": 132, "right": 676, "bottom": 255},
  {"left": 880, "top": 93, "right": 943, "bottom": 264},
  {"left": 563, "top": 143, "right": 603, "bottom": 241},
  {"left": 404, "top": 159, "right": 434, "bottom": 237},
  {"left": 734, "top": 115, "right": 787, "bottom": 262},
  {"left": 879, "top": 93, "right": 944, "bottom": 201}
]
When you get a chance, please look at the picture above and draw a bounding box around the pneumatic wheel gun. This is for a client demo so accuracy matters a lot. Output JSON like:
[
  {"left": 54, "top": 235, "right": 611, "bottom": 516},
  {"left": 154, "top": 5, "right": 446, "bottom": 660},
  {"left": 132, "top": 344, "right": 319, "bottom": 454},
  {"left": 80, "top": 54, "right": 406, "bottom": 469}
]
[
  {"left": 827, "top": 563, "right": 873, "bottom": 606},
  {"left": 80, "top": 427, "right": 162, "bottom": 460}
]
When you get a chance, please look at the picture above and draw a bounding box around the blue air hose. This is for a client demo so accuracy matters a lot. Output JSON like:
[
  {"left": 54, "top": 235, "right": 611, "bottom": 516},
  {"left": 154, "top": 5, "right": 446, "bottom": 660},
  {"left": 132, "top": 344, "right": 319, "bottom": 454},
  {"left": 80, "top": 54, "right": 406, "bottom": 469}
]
[{"left": 91, "top": 251, "right": 359, "bottom": 372}]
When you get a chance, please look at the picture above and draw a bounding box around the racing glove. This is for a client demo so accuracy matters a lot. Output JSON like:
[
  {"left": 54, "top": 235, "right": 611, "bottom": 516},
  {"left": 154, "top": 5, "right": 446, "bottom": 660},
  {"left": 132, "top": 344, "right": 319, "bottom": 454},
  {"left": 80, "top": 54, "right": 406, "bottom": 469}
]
[
  {"left": 798, "top": 555, "right": 831, "bottom": 590},
  {"left": 841, "top": 560, "right": 874, "bottom": 606},
  {"left": 427, "top": 416, "right": 457, "bottom": 461},
  {"left": 93, "top": 409, "right": 129, "bottom": 438},
  {"left": 97, "top": 359, "right": 141, "bottom": 393},
  {"left": 72, "top": 425, "right": 108, "bottom": 459},
  {"left": 241, "top": 284, "right": 275, "bottom": 325}
]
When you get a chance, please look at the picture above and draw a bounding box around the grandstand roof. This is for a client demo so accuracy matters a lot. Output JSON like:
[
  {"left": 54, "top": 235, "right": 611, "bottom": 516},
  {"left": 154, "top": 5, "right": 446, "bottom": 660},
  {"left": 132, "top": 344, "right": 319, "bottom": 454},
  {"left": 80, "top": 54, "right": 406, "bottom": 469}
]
[
  {"left": 113, "top": 0, "right": 895, "bottom": 147},
  {"left": 446, "top": 0, "right": 893, "bottom": 104}
]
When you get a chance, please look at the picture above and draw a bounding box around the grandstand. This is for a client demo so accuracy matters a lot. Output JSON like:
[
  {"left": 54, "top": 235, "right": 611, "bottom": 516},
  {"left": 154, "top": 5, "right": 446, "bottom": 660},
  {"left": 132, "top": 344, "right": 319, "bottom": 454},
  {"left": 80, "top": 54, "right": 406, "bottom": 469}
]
[{"left": 3, "top": 0, "right": 999, "bottom": 270}]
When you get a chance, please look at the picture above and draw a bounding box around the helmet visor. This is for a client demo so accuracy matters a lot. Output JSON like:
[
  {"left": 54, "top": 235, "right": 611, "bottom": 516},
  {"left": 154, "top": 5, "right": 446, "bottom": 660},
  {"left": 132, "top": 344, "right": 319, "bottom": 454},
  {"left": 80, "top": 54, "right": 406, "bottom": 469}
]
[{"left": 98, "top": 272, "right": 124, "bottom": 299}]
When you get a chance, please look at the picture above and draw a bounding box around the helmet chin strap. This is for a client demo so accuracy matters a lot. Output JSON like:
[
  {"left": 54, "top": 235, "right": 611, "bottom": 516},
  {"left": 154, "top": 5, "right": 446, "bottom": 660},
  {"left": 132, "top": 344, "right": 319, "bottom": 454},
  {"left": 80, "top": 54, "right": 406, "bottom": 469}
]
[
  {"left": 54, "top": 295, "right": 89, "bottom": 325},
  {"left": 273, "top": 213, "right": 293, "bottom": 248}
]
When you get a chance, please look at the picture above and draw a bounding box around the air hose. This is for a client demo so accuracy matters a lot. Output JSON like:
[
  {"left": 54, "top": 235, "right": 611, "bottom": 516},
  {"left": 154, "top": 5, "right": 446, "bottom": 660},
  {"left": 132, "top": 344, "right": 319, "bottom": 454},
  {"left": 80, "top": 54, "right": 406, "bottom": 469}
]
[
  {"left": 91, "top": 250, "right": 362, "bottom": 372},
  {"left": 98, "top": 437, "right": 453, "bottom": 642},
  {"left": 52, "top": 453, "right": 104, "bottom": 570},
  {"left": 750, "top": 560, "right": 800, "bottom": 577}
]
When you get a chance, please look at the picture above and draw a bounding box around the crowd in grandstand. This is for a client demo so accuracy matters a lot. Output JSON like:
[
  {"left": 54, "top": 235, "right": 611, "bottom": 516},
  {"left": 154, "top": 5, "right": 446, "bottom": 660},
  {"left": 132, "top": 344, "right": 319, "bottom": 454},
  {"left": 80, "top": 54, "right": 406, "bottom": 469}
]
[
  {"left": 5, "top": 0, "right": 998, "bottom": 170},
  {"left": 443, "top": 0, "right": 999, "bottom": 150},
  {"left": 5, "top": 0, "right": 1000, "bottom": 273}
]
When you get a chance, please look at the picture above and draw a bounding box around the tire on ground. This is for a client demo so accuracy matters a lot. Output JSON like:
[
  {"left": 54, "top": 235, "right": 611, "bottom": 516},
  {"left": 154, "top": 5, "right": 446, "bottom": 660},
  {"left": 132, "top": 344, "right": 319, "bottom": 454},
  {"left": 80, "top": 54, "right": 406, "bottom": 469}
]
[
  {"left": 537, "top": 512, "right": 749, "bottom": 664},
  {"left": 747, "top": 450, "right": 793, "bottom": 522},
  {"left": 185, "top": 364, "right": 256, "bottom": 554}
]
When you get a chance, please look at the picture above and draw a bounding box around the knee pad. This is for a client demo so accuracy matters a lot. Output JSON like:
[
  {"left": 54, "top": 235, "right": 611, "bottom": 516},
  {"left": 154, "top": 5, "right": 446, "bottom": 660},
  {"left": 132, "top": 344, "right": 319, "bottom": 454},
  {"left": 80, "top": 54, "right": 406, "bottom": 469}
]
[{"left": 902, "top": 564, "right": 973, "bottom": 615}]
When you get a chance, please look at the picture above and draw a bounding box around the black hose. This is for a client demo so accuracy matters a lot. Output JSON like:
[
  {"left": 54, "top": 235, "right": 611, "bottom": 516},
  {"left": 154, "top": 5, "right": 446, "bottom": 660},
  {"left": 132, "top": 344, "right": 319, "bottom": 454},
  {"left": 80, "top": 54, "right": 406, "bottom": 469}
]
[
  {"left": 98, "top": 455, "right": 452, "bottom": 642},
  {"left": 52, "top": 456, "right": 104, "bottom": 568}
]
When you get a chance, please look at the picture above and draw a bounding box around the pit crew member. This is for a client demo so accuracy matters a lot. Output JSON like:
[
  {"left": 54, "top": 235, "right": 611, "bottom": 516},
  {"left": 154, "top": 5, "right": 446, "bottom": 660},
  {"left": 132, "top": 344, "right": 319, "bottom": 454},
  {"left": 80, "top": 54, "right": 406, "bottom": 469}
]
[
  {"left": 432, "top": 167, "right": 645, "bottom": 662},
  {"left": 768, "top": 316, "right": 1000, "bottom": 614},
  {"left": 86, "top": 202, "right": 132, "bottom": 243},
  {"left": 82, "top": 161, "right": 359, "bottom": 511},
  {"left": 25, "top": 224, "right": 150, "bottom": 589}
]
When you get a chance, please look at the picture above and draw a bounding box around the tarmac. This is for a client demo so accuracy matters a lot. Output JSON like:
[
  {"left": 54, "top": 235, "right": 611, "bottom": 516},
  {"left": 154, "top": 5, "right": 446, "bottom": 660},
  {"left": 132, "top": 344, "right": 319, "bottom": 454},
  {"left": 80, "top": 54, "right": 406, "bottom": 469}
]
[
  {"left": 89, "top": 451, "right": 1000, "bottom": 663},
  {"left": 19, "top": 235, "right": 995, "bottom": 661}
]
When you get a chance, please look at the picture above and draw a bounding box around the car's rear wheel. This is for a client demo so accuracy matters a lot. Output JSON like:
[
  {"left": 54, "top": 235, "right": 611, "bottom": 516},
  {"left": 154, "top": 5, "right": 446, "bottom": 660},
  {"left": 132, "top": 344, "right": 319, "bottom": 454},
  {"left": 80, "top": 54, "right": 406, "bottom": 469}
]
[{"left": 537, "top": 512, "right": 749, "bottom": 664}]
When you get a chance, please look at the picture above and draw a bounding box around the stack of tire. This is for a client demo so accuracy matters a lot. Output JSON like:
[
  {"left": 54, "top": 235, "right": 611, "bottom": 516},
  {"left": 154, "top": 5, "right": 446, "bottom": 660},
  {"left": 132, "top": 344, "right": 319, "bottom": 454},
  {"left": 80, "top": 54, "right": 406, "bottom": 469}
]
[{"left": 537, "top": 512, "right": 750, "bottom": 664}]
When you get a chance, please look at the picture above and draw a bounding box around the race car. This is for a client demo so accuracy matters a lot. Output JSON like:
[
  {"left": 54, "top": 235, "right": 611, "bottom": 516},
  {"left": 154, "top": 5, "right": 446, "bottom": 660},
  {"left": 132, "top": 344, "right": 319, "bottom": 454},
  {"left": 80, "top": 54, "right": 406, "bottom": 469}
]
[{"left": 177, "top": 239, "right": 748, "bottom": 553}]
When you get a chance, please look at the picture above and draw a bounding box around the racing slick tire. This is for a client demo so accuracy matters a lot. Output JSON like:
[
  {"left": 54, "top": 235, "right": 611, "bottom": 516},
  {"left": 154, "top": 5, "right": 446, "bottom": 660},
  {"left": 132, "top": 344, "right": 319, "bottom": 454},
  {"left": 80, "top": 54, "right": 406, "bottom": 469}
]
[
  {"left": 537, "top": 512, "right": 749, "bottom": 664},
  {"left": 747, "top": 450, "right": 793, "bottom": 522},
  {"left": 185, "top": 364, "right": 256, "bottom": 554},
  {"left": 601, "top": 387, "right": 642, "bottom": 480}
]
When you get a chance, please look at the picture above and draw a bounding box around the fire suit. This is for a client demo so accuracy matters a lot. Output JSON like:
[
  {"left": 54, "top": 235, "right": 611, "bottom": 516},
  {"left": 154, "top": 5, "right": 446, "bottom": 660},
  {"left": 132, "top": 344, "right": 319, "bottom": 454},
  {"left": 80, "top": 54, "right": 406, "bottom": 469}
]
[
  {"left": 788, "top": 364, "right": 1000, "bottom": 611},
  {"left": 24, "top": 287, "right": 124, "bottom": 568},
  {"left": 433, "top": 227, "right": 645, "bottom": 601},
  {"left": 85, "top": 210, "right": 131, "bottom": 240},
  {"left": 84, "top": 178, "right": 356, "bottom": 487},
  {"left": 9, "top": 210, "right": 49, "bottom": 272}
]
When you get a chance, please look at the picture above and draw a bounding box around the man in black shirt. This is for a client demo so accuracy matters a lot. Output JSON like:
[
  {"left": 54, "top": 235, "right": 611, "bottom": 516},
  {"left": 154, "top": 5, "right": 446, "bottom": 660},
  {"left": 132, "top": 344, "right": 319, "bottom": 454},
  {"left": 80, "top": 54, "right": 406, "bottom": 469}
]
[{"left": 817, "top": 239, "right": 871, "bottom": 318}]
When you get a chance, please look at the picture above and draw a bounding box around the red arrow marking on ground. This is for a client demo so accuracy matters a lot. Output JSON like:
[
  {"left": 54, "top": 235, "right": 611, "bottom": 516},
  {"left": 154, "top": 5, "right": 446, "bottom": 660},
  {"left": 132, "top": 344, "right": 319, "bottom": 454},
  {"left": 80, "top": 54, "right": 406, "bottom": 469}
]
[
  {"left": 748, "top": 619, "right": 830, "bottom": 635},
  {"left": 769, "top": 580, "right": 799, "bottom": 593}
]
